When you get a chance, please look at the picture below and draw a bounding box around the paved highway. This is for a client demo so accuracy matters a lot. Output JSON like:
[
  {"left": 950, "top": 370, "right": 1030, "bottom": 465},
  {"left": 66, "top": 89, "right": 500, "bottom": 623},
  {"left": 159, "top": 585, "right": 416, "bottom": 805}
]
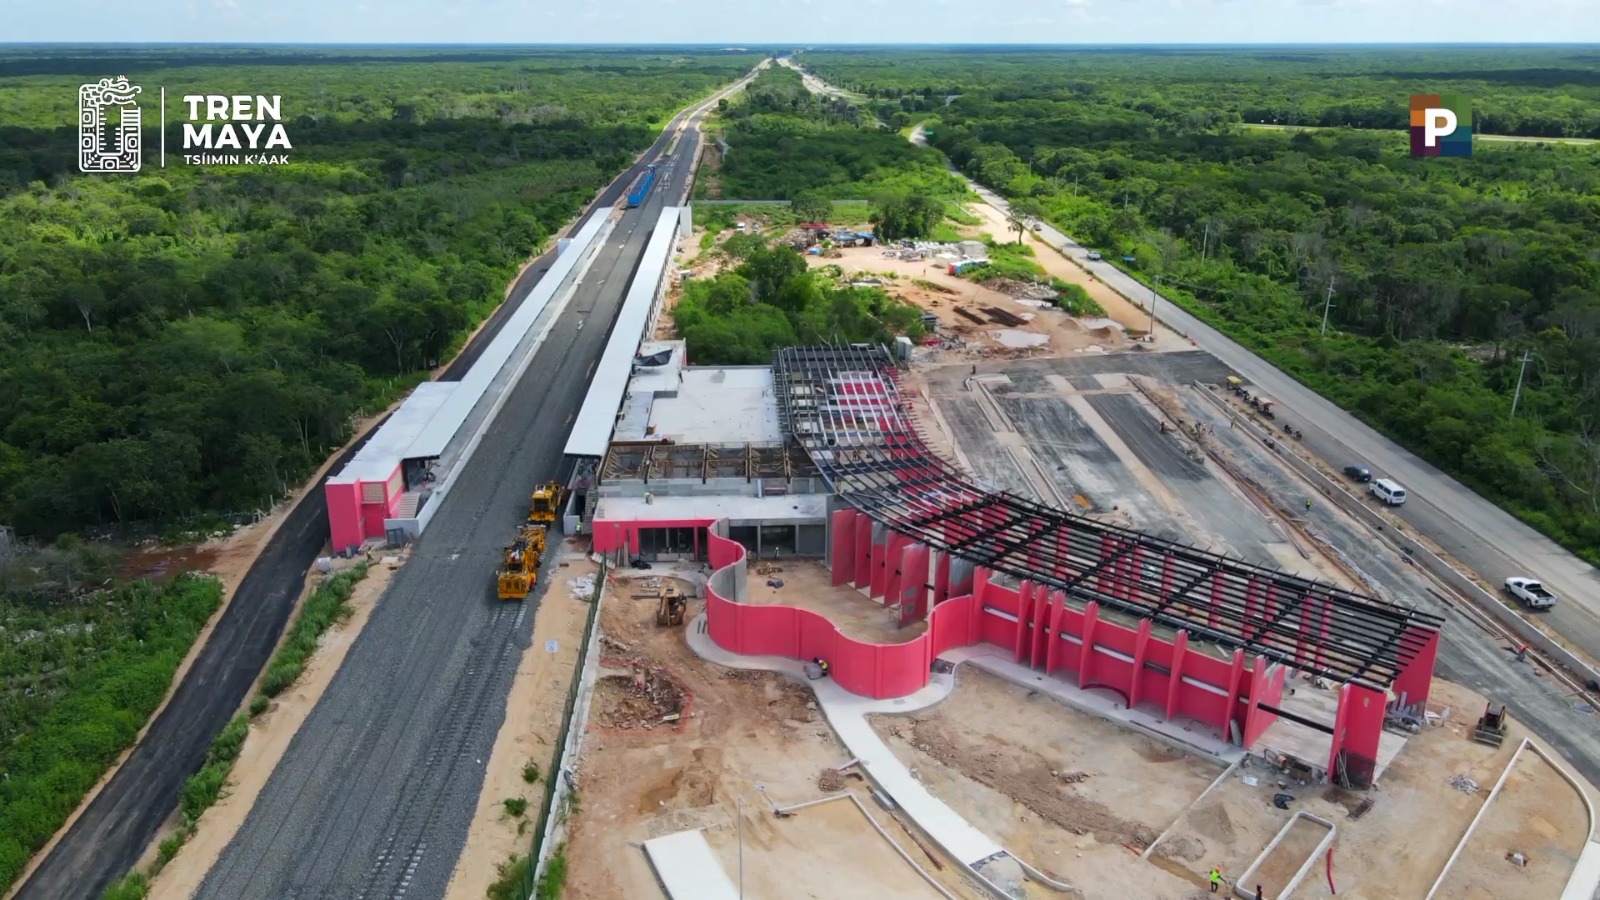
[{"left": 194, "top": 75, "right": 744, "bottom": 900}]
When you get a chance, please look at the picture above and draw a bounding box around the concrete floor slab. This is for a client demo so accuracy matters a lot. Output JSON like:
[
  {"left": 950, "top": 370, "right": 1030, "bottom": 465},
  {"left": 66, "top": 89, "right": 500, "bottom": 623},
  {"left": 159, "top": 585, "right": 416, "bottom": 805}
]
[{"left": 643, "top": 829, "right": 739, "bottom": 900}]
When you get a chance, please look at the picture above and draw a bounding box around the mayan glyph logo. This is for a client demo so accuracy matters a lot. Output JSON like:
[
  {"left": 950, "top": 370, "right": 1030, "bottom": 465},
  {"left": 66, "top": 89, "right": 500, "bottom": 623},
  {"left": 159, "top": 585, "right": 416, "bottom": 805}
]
[{"left": 79, "top": 76, "right": 143, "bottom": 172}]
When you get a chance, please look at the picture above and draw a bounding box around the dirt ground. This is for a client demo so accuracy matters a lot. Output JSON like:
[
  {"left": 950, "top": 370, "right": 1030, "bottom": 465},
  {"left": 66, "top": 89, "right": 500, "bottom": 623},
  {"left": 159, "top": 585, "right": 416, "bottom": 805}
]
[
  {"left": 1154, "top": 679, "right": 1592, "bottom": 900},
  {"left": 1429, "top": 744, "right": 1586, "bottom": 900},
  {"left": 872, "top": 667, "right": 1221, "bottom": 899},
  {"left": 562, "top": 568, "right": 974, "bottom": 900},
  {"left": 803, "top": 245, "right": 1135, "bottom": 364},
  {"left": 143, "top": 557, "right": 400, "bottom": 899},
  {"left": 961, "top": 201, "right": 1186, "bottom": 353},
  {"left": 745, "top": 559, "right": 928, "bottom": 645},
  {"left": 702, "top": 795, "right": 946, "bottom": 900},
  {"left": 1246, "top": 814, "right": 1331, "bottom": 897},
  {"left": 443, "top": 552, "right": 598, "bottom": 900}
]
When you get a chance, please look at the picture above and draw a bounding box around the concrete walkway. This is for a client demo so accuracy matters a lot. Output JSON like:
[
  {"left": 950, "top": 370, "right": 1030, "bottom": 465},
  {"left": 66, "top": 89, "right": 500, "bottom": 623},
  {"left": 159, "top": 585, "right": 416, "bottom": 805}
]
[
  {"left": 686, "top": 615, "right": 1005, "bottom": 866},
  {"left": 643, "top": 829, "right": 739, "bottom": 900}
]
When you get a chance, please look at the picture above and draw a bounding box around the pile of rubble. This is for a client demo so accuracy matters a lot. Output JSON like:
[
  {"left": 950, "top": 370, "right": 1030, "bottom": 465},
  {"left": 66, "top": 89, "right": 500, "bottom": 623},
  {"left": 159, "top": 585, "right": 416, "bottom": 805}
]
[
  {"left": 594, "top": 662, "right": 688, "bottom": 730},
  {"left": 986, "top": 277, "right": 1057, "bottom": 301}
]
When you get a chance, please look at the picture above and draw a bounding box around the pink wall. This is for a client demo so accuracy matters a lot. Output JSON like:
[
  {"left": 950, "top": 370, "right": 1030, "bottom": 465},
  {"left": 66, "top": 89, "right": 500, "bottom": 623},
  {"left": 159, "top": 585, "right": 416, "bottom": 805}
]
[
  {"left": 591, "top": 516, "right": 717, "bottom": 555},
  {"left": 698, "top": 510, "right": 1427, "bottom": 758},
  {"left": 326, "top": 481, "right": 365, "bottom": 552}
]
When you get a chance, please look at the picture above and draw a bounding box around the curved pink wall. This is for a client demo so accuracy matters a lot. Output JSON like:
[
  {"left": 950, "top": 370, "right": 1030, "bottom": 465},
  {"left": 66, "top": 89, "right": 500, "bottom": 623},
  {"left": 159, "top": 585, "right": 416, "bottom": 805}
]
[{"left": 704, "top": 519, "right": 975, "bottom": 700}]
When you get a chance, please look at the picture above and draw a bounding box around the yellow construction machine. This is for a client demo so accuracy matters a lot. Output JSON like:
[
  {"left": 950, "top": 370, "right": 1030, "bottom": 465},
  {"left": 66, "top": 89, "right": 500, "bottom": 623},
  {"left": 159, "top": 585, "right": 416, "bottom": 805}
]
[
  {"left": 529, "top": 480, "right": 567, "bottom": 525},
  {"left": 655, "top": 583, "right": 687, "bottom": 627},
  {"left": 497, "top": 524, "right": 548, "bottom": 600}
]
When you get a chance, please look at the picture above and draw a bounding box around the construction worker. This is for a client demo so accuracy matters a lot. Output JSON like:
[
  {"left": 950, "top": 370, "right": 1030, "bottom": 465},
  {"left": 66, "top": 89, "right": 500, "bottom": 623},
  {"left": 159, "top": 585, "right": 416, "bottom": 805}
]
[
  {"left": 1305, "top": 497, "right": 1314, "bottom": 512},
  {"left": 814, "top": 657, "right": 831, "bottom": 678},
  {"left": 1255, "top": 885, "right": 1266, "bottom": 900},
  {"left": 1208, "top": 868, "right": 1222, "bottom": 893}
]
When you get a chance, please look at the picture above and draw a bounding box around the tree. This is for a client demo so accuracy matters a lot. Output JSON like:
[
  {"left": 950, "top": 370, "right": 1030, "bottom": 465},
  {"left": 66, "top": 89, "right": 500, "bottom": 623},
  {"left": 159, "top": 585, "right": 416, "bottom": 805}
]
[
  {"left": 791, "top": 190, "right": 833, "bottom": 223},
  {"left": 1007, "top": 199, "right": 1045, "bottom": 245}
]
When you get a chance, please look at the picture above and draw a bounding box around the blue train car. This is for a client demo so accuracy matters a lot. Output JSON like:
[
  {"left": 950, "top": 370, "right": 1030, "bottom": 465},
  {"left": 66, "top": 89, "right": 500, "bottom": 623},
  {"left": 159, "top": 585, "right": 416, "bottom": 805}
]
[{"left": 626, "top": 163, "right": 657, "bottom": 208}]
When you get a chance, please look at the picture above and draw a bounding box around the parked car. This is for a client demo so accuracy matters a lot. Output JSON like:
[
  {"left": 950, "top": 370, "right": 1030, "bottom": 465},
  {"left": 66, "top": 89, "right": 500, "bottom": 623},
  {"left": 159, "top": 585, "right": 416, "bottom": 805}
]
[
  {"left": 1343, "top": 465, "right": 1372, "bottom": 483},
  {"left": 1504, "top": 576, "right": 1558, "bottom": 610},
  {"left": 1370, "top": 478, "right": 1408, "bottom": 506},
  {"left": 1086, "top": 250, "right": 1102, "bottom": 261}
]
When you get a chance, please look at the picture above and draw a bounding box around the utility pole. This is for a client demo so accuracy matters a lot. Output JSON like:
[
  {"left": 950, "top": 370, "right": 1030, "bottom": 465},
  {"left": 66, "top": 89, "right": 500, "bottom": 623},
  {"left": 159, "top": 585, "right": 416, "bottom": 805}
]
[
  {"left": 1201, "top": 221, "right": 1211, "bottom": 264},
  {"left": 1510, "top": 350, "right": 1534, "bottom": 421},
  {"left": 1319, "top": 276, "right": 1336, "bottom": 337}
]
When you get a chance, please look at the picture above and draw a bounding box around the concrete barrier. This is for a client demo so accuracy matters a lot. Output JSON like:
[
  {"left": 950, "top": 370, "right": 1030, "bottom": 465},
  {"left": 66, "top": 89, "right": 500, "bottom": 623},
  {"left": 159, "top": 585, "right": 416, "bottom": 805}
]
[{"left": 1192, "top": 382, "right": 1600, "bottom": 689}]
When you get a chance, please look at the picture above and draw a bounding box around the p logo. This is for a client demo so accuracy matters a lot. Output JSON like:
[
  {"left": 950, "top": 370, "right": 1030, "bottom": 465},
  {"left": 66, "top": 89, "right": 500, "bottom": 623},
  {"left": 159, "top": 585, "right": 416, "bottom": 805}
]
[{"left": 1410, "top": 94, "right": 1471, "bottom": 157}]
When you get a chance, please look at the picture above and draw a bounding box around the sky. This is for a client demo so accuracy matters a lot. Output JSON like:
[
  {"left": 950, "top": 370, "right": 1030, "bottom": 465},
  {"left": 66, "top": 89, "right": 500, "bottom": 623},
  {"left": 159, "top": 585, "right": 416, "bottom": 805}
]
[{"left": 8, "top": 0, "right": 1600, "bottom": 44}]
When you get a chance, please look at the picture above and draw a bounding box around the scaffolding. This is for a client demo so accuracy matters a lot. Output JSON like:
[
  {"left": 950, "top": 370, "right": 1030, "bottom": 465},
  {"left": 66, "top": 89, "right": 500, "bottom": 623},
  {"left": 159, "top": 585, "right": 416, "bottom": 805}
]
[{"left": 772, "top": 344, "right": 1444, "bottom": 689}]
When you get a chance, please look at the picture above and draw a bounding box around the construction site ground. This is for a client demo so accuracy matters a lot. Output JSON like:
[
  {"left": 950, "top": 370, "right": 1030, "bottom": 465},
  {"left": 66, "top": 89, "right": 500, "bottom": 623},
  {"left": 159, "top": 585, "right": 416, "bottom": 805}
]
[
  {"left": 903, "top": 358, "right": 1350, "bottom": 589},
  {"left": 1151, "top": 678, "right": 1589, "bottom": 900},
  {"left": 745, "top": 559, "right": 929, "bottom": 645},
  {"left": 871, "top": 666, "right": 1221, "bottom": 899},
  {"left": 562, "top": 568, "right": 972, "bottom": 900},
  {"left": 141, "top": 556, "right": 400, "bottom": 899},
  {"left": 443, "top": 550, "right": 596, "bottom": 900}
]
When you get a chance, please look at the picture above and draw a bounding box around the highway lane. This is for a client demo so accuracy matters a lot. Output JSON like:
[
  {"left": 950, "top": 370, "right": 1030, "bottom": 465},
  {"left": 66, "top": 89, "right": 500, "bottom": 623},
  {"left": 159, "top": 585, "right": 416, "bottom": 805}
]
[{"left": 194, "top": 79, "right": 733, "bottom": 900}]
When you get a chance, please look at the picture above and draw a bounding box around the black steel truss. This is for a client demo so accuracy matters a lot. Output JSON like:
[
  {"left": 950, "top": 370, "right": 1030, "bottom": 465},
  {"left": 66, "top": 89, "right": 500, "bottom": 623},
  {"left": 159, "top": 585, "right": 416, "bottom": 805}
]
[{"left": 774, "top": 344, "right": 1444, "bottom": 688}]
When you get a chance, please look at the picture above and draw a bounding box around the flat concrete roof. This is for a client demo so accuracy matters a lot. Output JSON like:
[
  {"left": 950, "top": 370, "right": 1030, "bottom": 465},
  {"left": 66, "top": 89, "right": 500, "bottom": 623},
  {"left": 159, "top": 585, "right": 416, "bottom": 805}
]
[
  {"left": 332, "top": 381, "right": 457, "bottom": 483},
  {"left": 650, "top": 367, "right": 783, "bottom": 444},
  {"left": 595, "top": 492, "right": 826, "bottom": 526},
  {"left": 565, "top": 207, "right": 685, "bottom": 458}
]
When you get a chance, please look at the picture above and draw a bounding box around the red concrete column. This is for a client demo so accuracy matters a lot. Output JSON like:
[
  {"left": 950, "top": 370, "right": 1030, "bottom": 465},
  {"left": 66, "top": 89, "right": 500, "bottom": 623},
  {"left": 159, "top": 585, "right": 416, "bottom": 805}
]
[
  {"left": 1329, "top": 682, "right": 1388, "bottom": 787},
  {"left": 1095, "top": 535, "right": 1116, "bottom": 594},
  {"left": 1014, "top": 581, "right": 1035, "bottom": 663},
  {"left": 1244, "top": 577, "right": 1262, "bottom": 641},
  {"left": 1052, "top": 524, "right": 1071, "bottom": 581},
  {"left": 1044, "top": 591, "right": 1064, "bottom": 673},
  {"left": 1209, "top": 571, "right": 1225, "bottom": 631},
  {"left": 830, "top": 508, "right": 857, "bottom": 586},
  {"left": 1390, "top": 627, "right": 1440, "bottom": 711},
  {"left": 899, "top": 543, "right": 930, "bottom": 624},
  {"left": 1031, "top": 584, "right": 1053, "bottom": 669},
  {"left": 1239, "top": 655, "right": 1267, "bottom": 748},
  {"left": 950, "top": 556, "right": 975, "bottom": 600},
  {"left": 1222, "top": 649, "right": 1246, "bottom": 743},
  {"left": 1129, "top": 619, "right": 1153, "bottom": 709},
  {"left": 933, "top": 551, "right": 951, "bottom": 606},
  {"left": 1296, "top": 591, "right": 1316, "bottom": 669},
  {"left": 1077, "top": 601, "right": 1100, "bottom": 687},
  {"left": 883, "top": 531, "right": 910, "bottom": 607},
  {"left": 1165, "top": 631, "right": 1189, "bottom": 721},
  {"left": 853, "top": 514, "right": 873, "bottom": 591}
]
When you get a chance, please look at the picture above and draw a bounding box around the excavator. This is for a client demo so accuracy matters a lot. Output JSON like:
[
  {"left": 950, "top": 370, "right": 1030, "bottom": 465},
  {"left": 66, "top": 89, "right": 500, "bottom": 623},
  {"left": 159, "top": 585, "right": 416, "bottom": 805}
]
[
  {"left": 655, "top": 582, "right": 687, "bottom": 627},
  {"left": 529, "top": 480, "right": 568, "bottom": 525},
  {"left": 497, "top": 524, "right": 548, "bottom": 600}
]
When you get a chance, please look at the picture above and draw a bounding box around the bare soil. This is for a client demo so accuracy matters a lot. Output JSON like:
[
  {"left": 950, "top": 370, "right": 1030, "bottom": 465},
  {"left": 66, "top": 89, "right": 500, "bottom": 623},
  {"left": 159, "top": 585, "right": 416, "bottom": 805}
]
[
  {"left": 1157, "top": 680, "right": 1593, "bottom": 900},
  {"left": 443, "top": 555, "right": 597, "bottom": 900},
  {"left": 561, "top": 569, "right": 973, "bottom": 899},
  {"left": 1247, "top": 814, "right": 1330, "bottom": 896},
  {"left": 872, "top": 667, "right": 1218, "bottom": 898}
]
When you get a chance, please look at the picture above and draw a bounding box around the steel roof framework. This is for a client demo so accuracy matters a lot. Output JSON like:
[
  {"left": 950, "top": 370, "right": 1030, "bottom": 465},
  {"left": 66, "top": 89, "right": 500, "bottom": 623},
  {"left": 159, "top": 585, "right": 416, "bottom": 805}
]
[{"left": 773, "top": 345, "right": 1444, "bottom": 689}]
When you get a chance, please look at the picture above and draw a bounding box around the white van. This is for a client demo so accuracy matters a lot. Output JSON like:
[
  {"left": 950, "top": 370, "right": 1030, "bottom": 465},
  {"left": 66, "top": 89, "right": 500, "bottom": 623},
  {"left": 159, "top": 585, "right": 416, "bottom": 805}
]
[{"left": 1370, "top": 478, "right": 1407, "bottom": 506}]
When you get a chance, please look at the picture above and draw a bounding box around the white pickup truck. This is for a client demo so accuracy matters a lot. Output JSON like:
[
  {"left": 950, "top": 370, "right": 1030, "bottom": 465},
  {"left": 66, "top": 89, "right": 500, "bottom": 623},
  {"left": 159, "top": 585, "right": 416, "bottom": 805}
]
[{"left": 1505, "top": 576, "right": 1558, "bottom": 611}]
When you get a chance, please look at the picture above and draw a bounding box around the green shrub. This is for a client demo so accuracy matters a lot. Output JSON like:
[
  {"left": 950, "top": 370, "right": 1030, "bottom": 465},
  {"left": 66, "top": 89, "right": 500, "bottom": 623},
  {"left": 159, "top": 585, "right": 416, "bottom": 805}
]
[
  {"left": 249, "top": 695, "right": 270, "bottom": 717},
  {"left": 1052, "top": 282, "right": 1106, "bottom": 317},
  {"left": 0, "top": 575, "right": 224, "bottom": 893},
  {"left": 101, "top": 872, "right": 150, "bottom": 900},
  {"left": 535, "top": 849, "right": 568, "bottom": 900},
  {"left": 179, "top": 763, "right": 228, "bottom": 826},
  {"left": 504, "top": 797, "right": 528, "bottom": 818},
  {"left": 153, "top": 828, "right": 190, "bottom": 873},
  {"left": 522, "top": 762, "right": 541, "bottom": 784},
  {"left": 206, "top": 716, "right": 249, "bottom": 767},
  {"left": 487, "top": 853, "right": 532, "bottom": 900}
]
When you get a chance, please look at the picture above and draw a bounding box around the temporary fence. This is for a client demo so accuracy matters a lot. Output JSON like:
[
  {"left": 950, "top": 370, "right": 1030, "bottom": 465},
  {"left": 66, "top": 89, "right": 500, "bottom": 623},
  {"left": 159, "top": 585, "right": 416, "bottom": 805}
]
[{"left": 518, "top": 560, "right": 606, "bottom": 898}]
